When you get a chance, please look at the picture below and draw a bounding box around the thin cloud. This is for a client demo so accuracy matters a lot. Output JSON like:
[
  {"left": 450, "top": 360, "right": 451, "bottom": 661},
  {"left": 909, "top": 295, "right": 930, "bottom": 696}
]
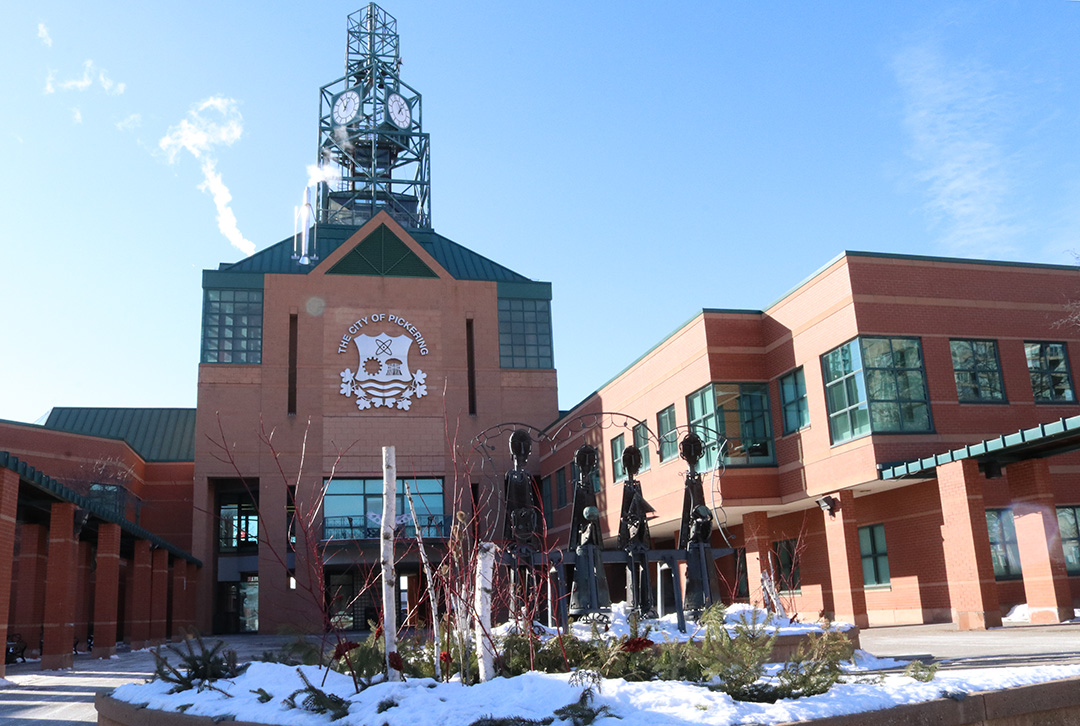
[
  {"left": 160, "top": 96, "right": 254, "bottom": 256},
  {"left": 45, "top": 60, "right": 125, "bottom": 95},
  {"left": 116, "top": 113, "right": 142, "bottom": 131},
  {"left": 72, "top": 107, "right": 82, "bottom": 124},
  {"left": 894, "top": 45, "right": 1022, "bottom": 255},
  {"left": 37, "top": 23, "right": 52, "bottom": 47}
]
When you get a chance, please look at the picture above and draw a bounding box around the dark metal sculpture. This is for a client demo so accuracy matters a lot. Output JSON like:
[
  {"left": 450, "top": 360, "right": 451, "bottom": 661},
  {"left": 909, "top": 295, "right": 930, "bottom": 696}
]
[
  {"left": 504, "top": 429, "right": 540, "bottom": 613},
  {"left": 679, "top": 433, "right": 721, "bottom": 613},
  {"left": 568, "top": 444, "right": 611, "bottom": 617},
  {"left": 616, "top": 445, "right": 656, "bottom": 617}
]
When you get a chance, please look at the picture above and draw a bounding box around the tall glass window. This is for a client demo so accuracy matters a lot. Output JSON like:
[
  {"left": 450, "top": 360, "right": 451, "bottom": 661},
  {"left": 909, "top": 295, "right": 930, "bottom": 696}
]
[
  {"left": 823, "top": 337, "right": 931, "bottom": 443},
  {"left": 1057, "top": 506, "right": 1080, "bottom": 576},
  {"left": 858, "top": 524, "right": 890, "bottom": 586},
  {"left": 610, "top": 434, "right": 626, "bottom": 482},
  {"left": 716, "top": 383, "right": 775, "bottom": 466},
  {"left": 657, "top": 405, "right": 678, "bottom": 462},
  {"left": 779, "top": 368, "right": 810, "bottom": 434},
  {"left": 323, "top": 478, "right": 444, "bottom": 539},
  {"left": 633, "top": 422, "right": 651, "bottom": 472},
  {"left": 985, "top": 509, "right": 1022, "bottom": 580},
  {"left": 202, "top": 289, "right": 263, "bottom": 364},
  {"left": 219, "top": 493, "right": 259, "bottom": 552},
  {"left": 498, "top": 298, "right": 553, "bottom": 369},
  {"left": 556, "top": 467, "right": 567, "bottom": 508},
  {"left": 772, "top": 538, "right": 801, "bottom": 592},
  {"left": 950, "top": 339, "right": 1005, "bottom": 402},
  {"left": 540, "top": 476, "right": 553, "bottom": 528},
  {"left": 686, "top": 385, "right": 719, "bottom": 470},
  {"left": 1025, "top": 342, "right": 1075, "bottom": 403}
]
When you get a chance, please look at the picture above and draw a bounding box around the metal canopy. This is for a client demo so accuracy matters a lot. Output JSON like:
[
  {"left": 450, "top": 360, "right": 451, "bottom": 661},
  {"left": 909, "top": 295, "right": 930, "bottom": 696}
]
[{"left": 878, "top": 415, "right": 1080, "bottom": 480}]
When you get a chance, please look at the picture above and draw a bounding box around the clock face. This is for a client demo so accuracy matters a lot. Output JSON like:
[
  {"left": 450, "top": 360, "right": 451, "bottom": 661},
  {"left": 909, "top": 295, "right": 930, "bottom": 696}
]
[
  {"left": 332, "top": 90, "right": 361, "bottom": 126},
  {"left": 386, "top": 93, "right": 411, "bottom": 129}
]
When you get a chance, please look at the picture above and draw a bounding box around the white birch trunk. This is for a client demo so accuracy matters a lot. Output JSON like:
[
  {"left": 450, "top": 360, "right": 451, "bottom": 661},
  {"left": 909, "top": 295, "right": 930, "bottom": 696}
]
[
  {"left": 404, "top": 480, "right": 441, "bottom": 679},
  {"left": 381, "top": 446, "right": 402, "bottom": 681},
  {"left": 475, "top": 541, "right": 496, "bottom": 682}
]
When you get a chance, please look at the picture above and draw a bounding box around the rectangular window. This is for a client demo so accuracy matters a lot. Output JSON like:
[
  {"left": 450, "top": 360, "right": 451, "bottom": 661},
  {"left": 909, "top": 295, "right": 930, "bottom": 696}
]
[
  {"left": 556, "top": 467, "right": 567, "bottom": 508},
  {"left": 1025, "top": 342, "right": 1076, "bottom": 403},
  {"left": 610, "top": 434, "right": 626, "bottom": 482},
  {"left": 823, "top": 337, "right": 931, "bottom": 444},
  {"left": 985, "top": 509, "right": 1022, "bottom": 580},
  {"left": 201, "top": 288, "right": 264, "bottom": 364},
  {"left": 687, "top": 385, "right": 719, "bottom": 470},
  {"left": 323, "top": 478, "right": 445, "bottom": 539},
  {"left": 950, "top": 339, "right": 1005, "bottom": 402},
  {"left": 288, "top": 313, "right": 298, "bottom": 414},
  {"left": 498, "top": 298, "right": 554, "bottom": 369},
  {"left": 779, "top": 368, "right": 810, "bottom": 434},
  {"left": 632, "top": 422, "right": 651, "bottom": 472},
  {"left": 1056, "top": 506, "right": 1080, "bottom": 576},
  {"left": 466, "top": 318, "right": 477, "bottom": 415},
  {"left": 219, "top": 493, "right": 259, "bottom": 552},
  {"left": 858, "top": 523, "right": 890, "bottom": 586},
  {"left": 773, "top": 538, "right": 801, "bottom": 592},
  {"left": 657, "top": 405, "right": 678, "bottom": 462},
  {"left": 716, "top": 383, "right": 776, "bottom": 465},
  {"left": 734, "top": 548, "right": 749, "bottom": 599},
  {"left": 540, "top": 476, "right": 553, "bottom": 528}
]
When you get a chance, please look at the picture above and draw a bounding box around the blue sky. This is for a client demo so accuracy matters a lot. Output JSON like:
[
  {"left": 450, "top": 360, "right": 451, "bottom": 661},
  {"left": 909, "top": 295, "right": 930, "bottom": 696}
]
[{"left": 2, "top": 1, "right": 1080, "bottom": 424}]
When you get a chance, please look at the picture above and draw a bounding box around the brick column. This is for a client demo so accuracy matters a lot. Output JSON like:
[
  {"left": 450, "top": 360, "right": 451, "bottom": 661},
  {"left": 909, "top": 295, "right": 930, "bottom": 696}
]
[
  {"left": 822, "top": 490, "right": 869, "bottom": 628},
  {"left": 937, "top": 459, "right": 1001, "bottom": 629},
  {"left": 13, "top": 522, "right": 46, "bottom": 658},
  {"left": 42, "top": 501, "right": 77, "bottom": 669},
  {"left": 741, "top": 510, "right": 771, "bottom": 608},
  {"left": 93, "top": 523, "right": 122, "bottom": 658},
  {"left": 150, "top": 548, "right": 169, "bottom": 644},
  {"left": 75, "top": 540, "right": 93, "bottom": 650},
  {"left": 1007, "top": 459, "right": 1072, "bottom": 624},
  {"left": 0, "top": 469, "right": 20, "bottom": 678},
  {"left": 170, "top": 558, "right": 187, "bottom": 641},
  {"left": 129, "top": 540, "right": 151, "bottom": 649}
]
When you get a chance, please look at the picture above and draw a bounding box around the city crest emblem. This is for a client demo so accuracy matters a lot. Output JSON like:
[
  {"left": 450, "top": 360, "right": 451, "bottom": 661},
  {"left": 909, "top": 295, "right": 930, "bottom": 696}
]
[{"left": 339, "top": 332, "right": 428, "bottom": 410}]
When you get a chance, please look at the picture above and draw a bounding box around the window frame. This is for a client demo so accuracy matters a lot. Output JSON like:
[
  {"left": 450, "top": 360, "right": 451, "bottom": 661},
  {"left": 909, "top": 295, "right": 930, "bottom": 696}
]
[
  {"left": 497, "top": 297, "right": 554, "bottom": 370},
  {"left": 950, "top": 338, "right": 1006, "bottom": 404},
  {"left": 858, "top": 523, "right": 890, "bottom": 588},
  {"left": 772, "top": 538, "right": 801, "bottom": 593},
  {"left": 779, "top": 367, "right": 810, "bottom": 434},
  {"left": 714, "top": 382, "right": 777, "bottom": 466},
  {"left": 201, "top": 288, "right": 264, "bottom": 365},
  {"left": 657, "top": 405, "right": 678, "bottom": 462},
  {"left": 1056, "top": 505, "right": 1080, "bottom": 576},
  {"left": 555, "top": 467, "right": 567, "bottom": 509},
  {"left": 985, "top": 508, "right": 1023, "bottom": 581},
  {"left": 610, "top": 434, "right": 626, "bottom": 483},
  {"left": 1025, "top": 341, "right": 1077, "bottom": 404},
  {"left": 632, "top": 422, "right": 651, "bottom": 473}
]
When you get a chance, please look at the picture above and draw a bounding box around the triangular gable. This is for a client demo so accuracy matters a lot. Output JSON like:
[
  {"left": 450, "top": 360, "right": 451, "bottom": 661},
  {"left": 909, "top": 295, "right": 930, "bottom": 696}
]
[{"left": 327, "top": 223, "right": 439, "bottom": 278}]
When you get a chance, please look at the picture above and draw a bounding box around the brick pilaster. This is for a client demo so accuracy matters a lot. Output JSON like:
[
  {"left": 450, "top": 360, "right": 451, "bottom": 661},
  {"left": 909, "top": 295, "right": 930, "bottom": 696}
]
[
  {"left": 170, "top": 558, "right": 187, "bottom": 641},
  {"left": 93, "top": 523, "right": 122, "bottom": 657},
  {"left": 741, "top": 510, "right": 771, "bottom": 608},
  {"left": 1006, "top": 459, "right": 1072, "bottom": 624},
  {"left": 129, "top": 540, "right": 151, "bottom": 649},
  {"left": 42, "top": 501, "right": 77, "bottom": 669},
  {"left": 150, "top": 548, "right": 169, "bottom": 645},
  {"left": 75, "top": 541, "right": 93, "bottom": 650},
  {"left": 822, "top": 490, "right": 869, "bottom": 628},
  {"left": 13, "top": 522, "right": 47, "bottom": 657},
  {"left": 185, "top": 562, "right": 199, "bottom": 635},
  {"left": 937, "top": 459, "right": 1001, "bottom": 630},
  {"left": 0, "top": 469, "right": 20, "bottom": 678}
]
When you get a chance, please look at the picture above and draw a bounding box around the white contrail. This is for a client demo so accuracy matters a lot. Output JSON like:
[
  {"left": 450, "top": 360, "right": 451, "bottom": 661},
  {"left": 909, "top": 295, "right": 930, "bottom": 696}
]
[{"left": 160, "top": 96, "right": 254, "bottom": 256}]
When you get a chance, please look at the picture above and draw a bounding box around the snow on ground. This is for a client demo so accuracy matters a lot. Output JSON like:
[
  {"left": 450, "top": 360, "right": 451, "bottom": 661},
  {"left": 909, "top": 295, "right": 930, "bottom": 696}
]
[{"left": 1002, "top": 603, "right": 1080, "bottom": 624}]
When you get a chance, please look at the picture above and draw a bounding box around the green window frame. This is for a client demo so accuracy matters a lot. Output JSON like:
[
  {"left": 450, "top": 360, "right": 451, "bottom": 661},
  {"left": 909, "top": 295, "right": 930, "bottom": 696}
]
[
  {"left": 555, "top": 467, "right": 567, "bottom": 508},
  {"left": 950, "top": 339, "right": 1005, "bottom": 403},
  {"left": 323, "top": 478, "right": 444, "bottom": 539},
  {"left": 610, "top": 434, "right": 626, "bottom": 482},
  {"left": 716, "top": 383, "right": 776, "bottom": 466},
  {"left": 498, "top": 298, "right": 553, "bottom": 369},
  {"left": 779, "top": 367, "right": 810, "bottom": 434},
  {"left": 686, "top": 385, "right": 719, "bottom": 470},
  {"left": 540, "top": 476, "right": 553, "bottom": 528},
  {"left": 632, "top": 422, "right": 651, "bottom": 472},
  {"left": 1057, "top": 506, "right": 1080, "bottom": 576},
  {"left": 985, "top": 509, "right": 1022, "bottom": 580},
  {"left": 202, "top": 289, "right": 264, "bottom": 364},
  {"left": 858, "top": 523, "right": 890, "bottom": 587},
  {"left": 823, "top": 337, "right": 931, "bottom": 444},
  {"left": 1025, "top": 342, "right": 1076, "bottom": 403},
  {"left": 772, "top": 538, "right": 801, "bottom": 592},
  {"left": 657, "top": 405, "right": 678, "bottom": 462}
]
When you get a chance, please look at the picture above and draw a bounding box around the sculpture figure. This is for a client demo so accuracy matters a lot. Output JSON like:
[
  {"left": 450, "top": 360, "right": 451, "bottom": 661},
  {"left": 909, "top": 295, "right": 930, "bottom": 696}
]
[
  {"left": 617, "top": 444, "right": 655, "bottom": 617},
  {"left": 503, "top": 429, "right": 540, "bottom": 614},
  {"left": 568, "top": 444, "right": 611, "bottom": 617},
  {"left": 679, "top": 433, "right": 721, "bottom": 613}
]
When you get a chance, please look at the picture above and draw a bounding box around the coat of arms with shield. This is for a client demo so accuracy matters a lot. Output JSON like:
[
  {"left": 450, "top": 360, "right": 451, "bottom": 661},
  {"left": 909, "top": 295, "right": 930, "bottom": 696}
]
[{"left": 339, "top": 332, "right": 428, "bottom": 410}]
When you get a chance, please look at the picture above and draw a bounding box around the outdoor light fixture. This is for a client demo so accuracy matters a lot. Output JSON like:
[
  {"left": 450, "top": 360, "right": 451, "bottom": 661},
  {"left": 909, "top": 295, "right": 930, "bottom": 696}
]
[{"left": 816, "top": 496, "right": 839, "bottom": 516}]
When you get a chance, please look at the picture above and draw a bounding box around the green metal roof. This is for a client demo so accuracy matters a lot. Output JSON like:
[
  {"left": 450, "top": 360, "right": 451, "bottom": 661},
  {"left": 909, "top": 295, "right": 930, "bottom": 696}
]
[
  {"left": 217, "top": 223, "right": 533, "bottom": 283},
  {"left": 328, "top": 224, "right": 439, "bottom": 277},
  {"left": 878, "top": 415, "right": 1080, "bottom": 480},
  {"left": 0, "top": 451, "right": 200, "bottom": 565},
  {"left": 42, "top": 408, "right": 196, "bottom": 462}
]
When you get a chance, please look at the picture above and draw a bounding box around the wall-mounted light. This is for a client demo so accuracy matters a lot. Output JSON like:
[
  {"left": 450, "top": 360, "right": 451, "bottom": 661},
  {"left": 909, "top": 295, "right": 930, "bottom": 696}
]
[{"left": 816, "top": 496, "right": 839, "bottom": 516}]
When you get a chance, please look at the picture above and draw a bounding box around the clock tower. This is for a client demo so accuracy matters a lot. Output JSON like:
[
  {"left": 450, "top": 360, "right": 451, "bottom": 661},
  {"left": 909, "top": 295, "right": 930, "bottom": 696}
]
[{"left": 316, "top": 4, "right": 431, "bottom": 229}]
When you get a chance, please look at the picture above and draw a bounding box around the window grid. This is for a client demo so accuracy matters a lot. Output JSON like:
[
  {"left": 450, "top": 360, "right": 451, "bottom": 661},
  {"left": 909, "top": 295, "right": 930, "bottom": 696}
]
[
  {"left": 822, "top": 340, "right": 870, "bottom": 444},
  {"left": 686, "top": 385, "right": 719, "bottom": 471},
  {"left": 858, "top": 523, "right": 890, "bottom": 586},
  {"left": 861, "top": 337, "right": 931, "bottom": 433},
  {"left": 498, "top": 298, "right": 553, "bottom": 369},
  {"left": 716, "top": 383, "right": 776, "bottom": 466},
  {"left": 1025, "top": 341, "right": 1076, "bottom": 403},
  {"left": 780, "top": 368, "right": 810, "bottom": 434},
  {"left": 1057, "top": 506, "right": 1080, "bottom": 576},
  {"left": 986, "top": 509, "right": 1022, "bottom": 580},
  {"left": 556, "top": 468, "right": 567, "bottom": 508},
  {"left": 632, "top": 422, "right": 651, "bottom": 473},
  {"left": 610, "top": 434, "right": 626, "bottom": 482},
  {"left": 202, "top": 289, "right": 263, "bottom": 364},
  {"left": 950, "top": 339, "right": 1005, "bottom": 403},
  {"left": 657, "top": 405, "right": 678, "bottom": 462},
  {"left": 773, "top": 538, "right": 801, "bottom": 592}
]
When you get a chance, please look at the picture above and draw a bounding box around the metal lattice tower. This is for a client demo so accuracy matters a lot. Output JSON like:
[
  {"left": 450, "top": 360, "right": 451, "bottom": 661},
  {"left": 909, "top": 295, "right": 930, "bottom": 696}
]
[{"left": 316, "top": 4, "right": 431, "bottom": 229}]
